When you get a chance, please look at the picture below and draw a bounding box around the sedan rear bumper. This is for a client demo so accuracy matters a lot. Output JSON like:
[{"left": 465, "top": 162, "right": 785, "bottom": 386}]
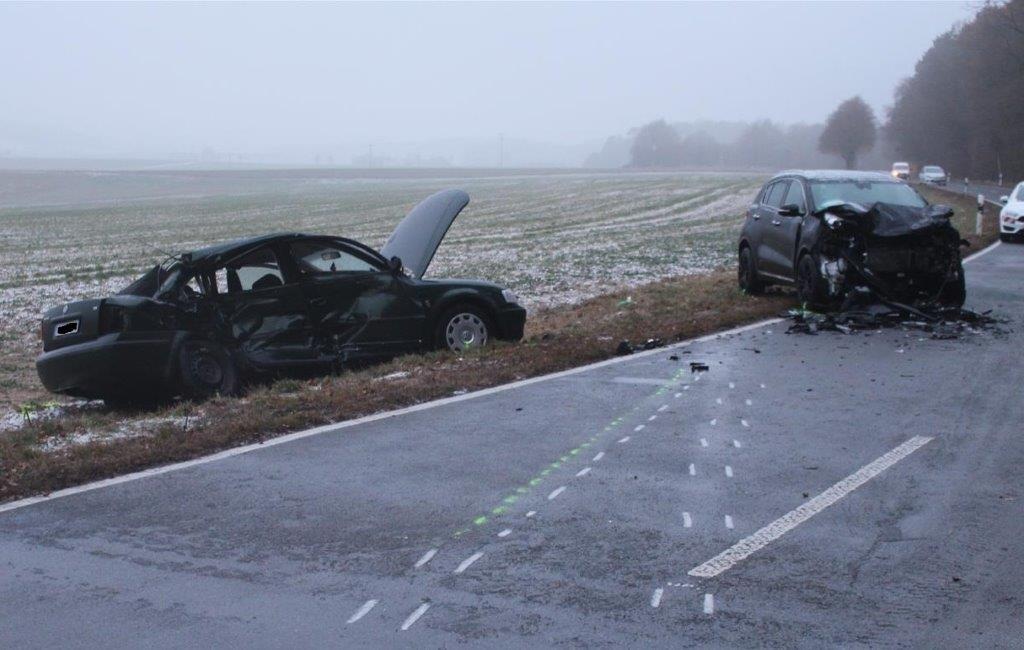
[{"left": 36, "top": 332, "right": 180, "bottom": 399}]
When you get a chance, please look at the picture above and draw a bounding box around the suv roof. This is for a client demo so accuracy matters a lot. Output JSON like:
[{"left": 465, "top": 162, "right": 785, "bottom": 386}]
[{"left": 770, "top": 170, "right": 897, "bottom": 183}]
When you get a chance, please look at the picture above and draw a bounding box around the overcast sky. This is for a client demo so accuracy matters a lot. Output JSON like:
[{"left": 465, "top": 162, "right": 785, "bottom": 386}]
[{"left": 0, "top": 1, "right": 976, "bottom": 162}]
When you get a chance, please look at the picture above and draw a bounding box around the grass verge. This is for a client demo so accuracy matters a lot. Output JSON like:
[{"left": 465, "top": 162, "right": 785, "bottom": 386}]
[{"left": 0, "top": 270, "right": 791, "bottom": 503}]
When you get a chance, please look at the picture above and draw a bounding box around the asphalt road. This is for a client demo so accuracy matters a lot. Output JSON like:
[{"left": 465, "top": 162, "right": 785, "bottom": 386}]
[{"left": 2, "top": 243, "right": 1022, "bottom": 648}]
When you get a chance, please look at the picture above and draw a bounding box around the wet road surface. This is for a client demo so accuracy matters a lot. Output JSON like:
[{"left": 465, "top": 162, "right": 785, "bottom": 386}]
[{"left": 1, "top": 242, "right": 1022, "bottom": 648}]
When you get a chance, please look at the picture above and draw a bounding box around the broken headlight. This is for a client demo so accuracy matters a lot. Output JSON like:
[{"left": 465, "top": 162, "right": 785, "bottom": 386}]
[{"left": 501, "top": 288, "right": 520, "bottom": 305}]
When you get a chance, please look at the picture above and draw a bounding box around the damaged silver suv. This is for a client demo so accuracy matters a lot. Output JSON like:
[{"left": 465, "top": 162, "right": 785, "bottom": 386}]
[{"left": 738, "top": 170, "right": 966, "bottom": 309}]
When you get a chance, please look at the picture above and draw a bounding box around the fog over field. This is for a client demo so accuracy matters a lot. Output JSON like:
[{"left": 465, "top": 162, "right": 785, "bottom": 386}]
[{"left": 0, "top": 2, "right": 973, "bottom": 167}]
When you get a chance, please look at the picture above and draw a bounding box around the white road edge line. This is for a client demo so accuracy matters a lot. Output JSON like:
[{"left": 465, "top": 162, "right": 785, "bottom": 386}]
[
  {"left": 688, "top": 436, "right": 934, "bottom": 578},
  {"left": 651, "top": 587, "right": 664, "bottom": 608},
  {"left": 454, "top": 552, "right": 484, "bottom": 574},
  {"left": 414, "top": 548, "right": 438, "bottom": 569},
  {"left": 401, "top": 603, "right": 430, "bottom": 631},
  {"left": 0, "top": 317, "right": 782, "bottom": 515},
  {"left": 8, "top": 238, "right": 996, "bottom": 519},
  {"left": 347, "top": 599, "right": 378, "bottom": 624}
]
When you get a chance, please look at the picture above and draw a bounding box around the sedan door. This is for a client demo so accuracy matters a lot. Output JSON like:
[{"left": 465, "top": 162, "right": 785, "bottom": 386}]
[{"left": 285, "top": 239, "right": 425, "bottom": 362}]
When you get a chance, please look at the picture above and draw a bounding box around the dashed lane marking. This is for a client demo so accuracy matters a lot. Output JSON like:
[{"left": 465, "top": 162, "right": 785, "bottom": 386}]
[
  {"left": 658, "top": 404, "right": 669, "bottom": 412},
  {"left": 741, "top": 419, "right": 750, "bottom": 428},
  {"left": 414, "top": 549, "right": 437, "bottom": 568},
  {"left": 618, "top": 436, "right": 631, "bottom": 444},
  {"left": 725, "top": 466, "right": 733, "bottom": 478},
  {"left": 728, "top": 382, "right": 735, "bottom": 389},
  {"left": 498, "top": 528, "right": 512, "bottom": 538},
  {"left": 454, "top": 552, "right": 484, "bottom": 574},
  {"left": 576, "top": 467, "right": 592, "bottom": 477},
  {"left": 715, "top": 397, "right": 723, "bottom": 405},
  {"left": 700, "top": 438, "right": 708, "bottom": 447},
  {"left": 688, "top": 463, "right": 696, "bottom": 476},
  {"left": 710, "top": 419, "right": 717, "bottom": 426},
  {"left": 683, "top": 512, "right": 692, "bottom": 528},
  {"left": 725, "top": 515, "right": 734, "bottom": 529},
  {"left": 347, "top": 599, "right": 378, "bottom": 624},
  {"left": 703, "top": 593, "right": 715, "bottom": 615},
  {"left": 593, "top": 452, "right": 605, "bottom": 462},
  {"left": 733, "top": 440, "right": 742, "bottom": 448},
  {"left": 401, "top": 603, "right": 430, "bottom": 630},
  {"left": 548, "top": 486, "right": 567, "bottom": 500},
  {"left": 745, "top": 399, "right": 752, "bottom": 406},
  {"left": 651, "top": 588, "right": 664, "bottom": 608},
  {"left": 689, "top": 436, "right": 934, "bottom": 578},
  {"left": 526, "top": 511, "right": 536, "bottom": 518},
  {"left": 648, "top": 415, "right": 657, "bottom": 422},
  {"left": 634, "top": 425, "right": 645, "bottom": 432}
]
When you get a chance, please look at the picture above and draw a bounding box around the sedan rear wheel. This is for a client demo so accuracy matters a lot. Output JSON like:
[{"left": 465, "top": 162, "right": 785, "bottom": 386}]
[
  {"left": 178, "top": 340, "right": 240, "bottom": 399},
  {"left": 436, "top": 304, "right": 492, "bottom": 352}
]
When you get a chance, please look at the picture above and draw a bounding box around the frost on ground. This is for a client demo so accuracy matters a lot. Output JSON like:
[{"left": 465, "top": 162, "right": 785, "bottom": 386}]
[{"left": 0, "top": 169, "right": 763, "bottom": 446}]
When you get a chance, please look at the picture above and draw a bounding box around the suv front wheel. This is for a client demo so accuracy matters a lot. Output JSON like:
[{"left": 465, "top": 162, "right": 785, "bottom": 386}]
[{"left": 796, "top": 253, "right": 831, "bottom": 310}]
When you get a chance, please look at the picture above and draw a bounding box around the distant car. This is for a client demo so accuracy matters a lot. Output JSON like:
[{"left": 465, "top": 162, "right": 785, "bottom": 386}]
[
  {"left": 999, "top": 181, "right": 1024, "bottom": 242},
  {"left": 918, "top": 165, "right": 947, "bottom": 185},
  {"left": 36, "top": 189, "right": 527, "bottom": 405},
  {"left": 891, "top": 162, "right": 911, "bottom": 180},
  {"left": 737, "top": 170, "right": 966, "bottom": 309}
]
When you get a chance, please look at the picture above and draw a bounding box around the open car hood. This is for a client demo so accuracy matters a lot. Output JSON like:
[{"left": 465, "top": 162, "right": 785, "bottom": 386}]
[{"left": 380, "top": 189, "right": 469, "bottom": 279}]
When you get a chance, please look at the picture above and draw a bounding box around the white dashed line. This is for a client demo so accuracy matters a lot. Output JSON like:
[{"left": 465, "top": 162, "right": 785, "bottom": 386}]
[
  {"left": 683, "top": 385, "right": 691, "bottom": 391},
  {"left": 498, "top": 528, "right": 512, "bottom": 538},
  {"left": 634, "top": 424, "right": 645, "bottom": 432},
  {"left": 454, "top": 552, "right": 484, "bottom": 574},
  {"left": 760, "top": 383, "right": 766, "bottom": 389},
  {"left": 658, "top": 404, "right": 669, "bottom": 412},
  {"left": 725, "top": 465, "right": 733, "bottom": 477},
  {"left": 688, "top": 463, "right": 696, "bottom": 476},
  {"left": 576, "top": 467, "right": 592, "bottom": 477},
  {"left": 593, "top": 452, "right": 605, "bottom": 462},
  {"left": 700, "top": 438, "right": 708, "bottom": 447},
  {"left": 710, "top": 418, "right": 717, "bottom": 426},
  {"left": 689, "top": 436, "right": 934, "bottom": 579},
  {"left": 347, "top": 599, "right": 378, "bottom": 624},
  {"left": 715, "top": 397, "right": 723, "bottom": 405},
  {"left": 741, "top": 419, "right": 750, "bottom": 428},
  {"left": 648, "top": 415, "right": 657, "bottom": 422},
  {"left": 651, "top": 588, "right": 664, "bottom": 608},
  {"left": 401, "top": 603, "right": 430, "bottom": 630},
  {"left": 526, "top": 510, "right": 536, "bottom": 518},
  {"left": 703, "top": 593, "right": 715, "bottom": 614},
  {"left": 618, "top": 436, "right": 631, "bottom": 444},
  {"left": 414, "top": 549, "right": 437, "bottom": 569},
  {"left": 728, "top": 382, "right": 735, "bottom": 389},
  {"left": 745, "top": 399, "right": 752, "bottom": 406},
  {"left": 733, "top": 440, "right": 742, "bottom": 448},
  {"left": 548, "top": 486, "right": 567, "bottom": 500},
  {"left": 725, "top": 515, "right": 734, "bottom": 529},
  {"left": 674, "top": 392, "right": 683, "bottom": 398},
  {"left": 683, "top": 512, "right": 692, "bottom": 528}
]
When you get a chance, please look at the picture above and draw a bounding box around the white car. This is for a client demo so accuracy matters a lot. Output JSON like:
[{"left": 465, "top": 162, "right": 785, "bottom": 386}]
[
  {"left": 891, "top": 162, "right": 911, "bottom": 180},
  {"left": 918, "top": 165, "right": 947, "bottom": 185},
  {"left": 999, "top": 182, "right": 1024, "bottom": 241}
]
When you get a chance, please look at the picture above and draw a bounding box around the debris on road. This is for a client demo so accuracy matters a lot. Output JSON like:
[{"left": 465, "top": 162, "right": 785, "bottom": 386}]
[
  {"left": 614, "top": 338, "right": 664, "bottom": 355},
  {"left": 690, "top": 362, "right": 710, "bottom": 373}
]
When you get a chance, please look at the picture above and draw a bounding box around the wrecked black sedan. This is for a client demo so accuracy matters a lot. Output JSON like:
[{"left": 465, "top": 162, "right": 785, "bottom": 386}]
[
  {"left": 738, "top": 170, "right": 966, "bottom": 309},
  {"left": 37, "top": 189, "right": 526, "bottom": 404}
]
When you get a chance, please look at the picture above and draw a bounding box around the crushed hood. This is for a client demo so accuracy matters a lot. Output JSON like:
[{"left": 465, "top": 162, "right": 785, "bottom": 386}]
[
  {"left": 820, "top": 201, "right": 955, "bottom": 238},
  {"left": 380, "top": 189, "right": 469, "bottom": 279}
]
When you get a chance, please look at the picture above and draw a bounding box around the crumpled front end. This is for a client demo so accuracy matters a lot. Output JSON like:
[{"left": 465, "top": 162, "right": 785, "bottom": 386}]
[{"left": 813, "top": 202, "right": 966, "bottom": 308}]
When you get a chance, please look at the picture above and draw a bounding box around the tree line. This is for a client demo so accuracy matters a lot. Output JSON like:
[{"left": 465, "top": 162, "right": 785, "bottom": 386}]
[{"left": 598, "top": 1, "right": 1023, "bottom": 182}]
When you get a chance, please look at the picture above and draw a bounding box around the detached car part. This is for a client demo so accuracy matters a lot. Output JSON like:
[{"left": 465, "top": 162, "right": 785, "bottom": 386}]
[{"left": 36, "top": 190, "right": 527, "bottom": 405}]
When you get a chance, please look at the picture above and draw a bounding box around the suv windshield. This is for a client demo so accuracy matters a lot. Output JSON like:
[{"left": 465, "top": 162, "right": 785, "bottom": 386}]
[
  {"left": 922, "top": 166, "right": 943, "bottom": 173},
  {"left": 810, "top": 181, "right": 927, "bottom": 209}
]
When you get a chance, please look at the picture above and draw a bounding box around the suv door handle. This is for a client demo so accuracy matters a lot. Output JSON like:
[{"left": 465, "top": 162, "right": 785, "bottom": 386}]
[{"left": 771, "top": 219, "right": 782, "bottom": 226}]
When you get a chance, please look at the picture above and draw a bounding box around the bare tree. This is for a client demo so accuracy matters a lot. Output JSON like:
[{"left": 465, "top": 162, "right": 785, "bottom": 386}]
[{"left": 819, "top": 97, "right": 877, "bottom": 169}]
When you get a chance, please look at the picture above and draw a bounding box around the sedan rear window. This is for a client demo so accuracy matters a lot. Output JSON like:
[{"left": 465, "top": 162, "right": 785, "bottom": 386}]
[{"left": 810, "top": 181, "right": 926, "bottom": 209}]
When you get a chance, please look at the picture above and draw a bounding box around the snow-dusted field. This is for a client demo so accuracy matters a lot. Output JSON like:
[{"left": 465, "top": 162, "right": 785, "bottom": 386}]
[{"left": 0, "top": 169, "right": 763, "bottom": 412}]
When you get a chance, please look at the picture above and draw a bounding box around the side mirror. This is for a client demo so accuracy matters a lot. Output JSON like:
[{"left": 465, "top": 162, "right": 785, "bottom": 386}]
[
  {"left": 778, "top": 203, "right": 803, "bottom": 217},
  {"left": 388, "top": 256, "right": 403, "bottom": 274},
  {"left": 1000, "top": 196, "right": 1009, "bottom": 205}
]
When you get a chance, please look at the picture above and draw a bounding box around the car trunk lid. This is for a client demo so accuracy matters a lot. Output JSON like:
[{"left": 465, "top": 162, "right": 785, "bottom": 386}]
[
  {"left": 40, "top": 298, "right": 105, "bottom": 352},
  {"left": 380, "top": 189, "right": 469, "bottom": 279}
]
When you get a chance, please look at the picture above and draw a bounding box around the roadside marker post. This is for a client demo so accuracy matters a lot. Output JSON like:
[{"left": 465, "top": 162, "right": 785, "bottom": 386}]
[{"left": 977, "top": 193, "right": 985, "bottom": 235}]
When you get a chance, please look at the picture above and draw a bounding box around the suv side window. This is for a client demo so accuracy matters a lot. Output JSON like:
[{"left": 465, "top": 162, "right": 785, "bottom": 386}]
[
  {"left": 783, "top": 181, "right": 806, "bottom": 213},
  {"left": 764, "top": 181, "right": 788, "bottom": 208},
  {"left": 288, "top": 240, "right": 379, "bottom": 276}
]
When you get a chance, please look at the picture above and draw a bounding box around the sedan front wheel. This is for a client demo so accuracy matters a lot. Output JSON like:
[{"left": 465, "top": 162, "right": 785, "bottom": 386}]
[{"left": 436, "top": 304, "right": 492, "bottom": 352}]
